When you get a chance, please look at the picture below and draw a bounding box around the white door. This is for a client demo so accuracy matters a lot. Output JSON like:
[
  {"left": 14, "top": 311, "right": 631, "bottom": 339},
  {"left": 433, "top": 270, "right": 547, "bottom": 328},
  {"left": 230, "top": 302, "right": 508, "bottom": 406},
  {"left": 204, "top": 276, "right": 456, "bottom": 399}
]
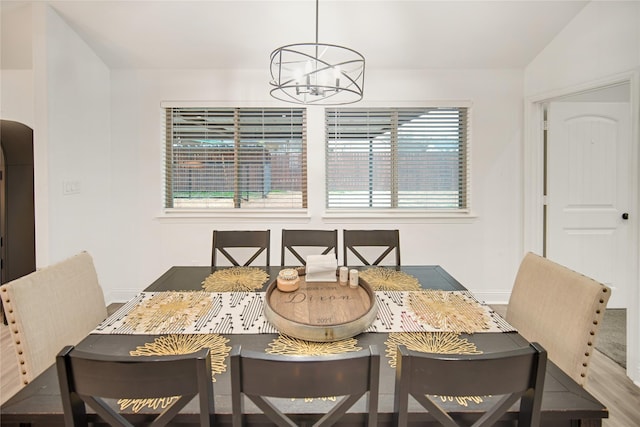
[{"left": 546, "top": 102, "right": 631, "bottom": 308}]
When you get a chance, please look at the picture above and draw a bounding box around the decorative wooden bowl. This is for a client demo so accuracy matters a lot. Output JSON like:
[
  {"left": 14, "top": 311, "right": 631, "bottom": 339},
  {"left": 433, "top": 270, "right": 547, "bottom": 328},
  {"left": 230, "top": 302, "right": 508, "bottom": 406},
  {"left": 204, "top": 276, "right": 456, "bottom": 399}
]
[{"left": 264, "top": 275, "right": 378, "bottom": 342}]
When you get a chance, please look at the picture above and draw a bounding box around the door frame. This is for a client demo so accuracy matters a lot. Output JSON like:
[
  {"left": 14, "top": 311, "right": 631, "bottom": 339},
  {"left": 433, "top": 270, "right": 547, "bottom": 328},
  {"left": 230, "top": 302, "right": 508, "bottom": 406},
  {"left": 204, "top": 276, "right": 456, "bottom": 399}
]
[
  {"left": 524, "top": 71, "right": 640, "bottom": 384},
  {"left": 1, "top": 145, "right": 5, "bottom": 286}
]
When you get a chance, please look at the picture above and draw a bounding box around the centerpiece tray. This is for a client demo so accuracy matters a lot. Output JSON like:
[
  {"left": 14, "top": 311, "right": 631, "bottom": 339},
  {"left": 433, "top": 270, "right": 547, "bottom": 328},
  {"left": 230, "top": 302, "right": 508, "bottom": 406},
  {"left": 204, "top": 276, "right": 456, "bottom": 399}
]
[{"left": 263, "top": 274, "right": 378, "bottom": 342}]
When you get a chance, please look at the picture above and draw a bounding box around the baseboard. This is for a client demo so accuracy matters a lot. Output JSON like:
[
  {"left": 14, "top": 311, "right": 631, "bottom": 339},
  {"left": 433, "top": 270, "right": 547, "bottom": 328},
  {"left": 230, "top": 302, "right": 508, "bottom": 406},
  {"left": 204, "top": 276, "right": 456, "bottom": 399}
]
[
  {"left": 105, "top": 289, "right": 139, "bottom": 305},
  {"left": 469, "top": 290, "right": 511, "bottom": 305}
]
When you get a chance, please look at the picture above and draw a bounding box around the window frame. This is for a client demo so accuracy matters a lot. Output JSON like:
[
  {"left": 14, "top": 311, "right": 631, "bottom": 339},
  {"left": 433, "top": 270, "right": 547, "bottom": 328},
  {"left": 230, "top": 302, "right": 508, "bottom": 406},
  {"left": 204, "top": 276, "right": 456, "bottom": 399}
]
[
  {"left": 323, "top": 105, "right": 472, "bottom": 219},
  {"left": 161, "top": 105, "right": 308, "bottom": 217}
]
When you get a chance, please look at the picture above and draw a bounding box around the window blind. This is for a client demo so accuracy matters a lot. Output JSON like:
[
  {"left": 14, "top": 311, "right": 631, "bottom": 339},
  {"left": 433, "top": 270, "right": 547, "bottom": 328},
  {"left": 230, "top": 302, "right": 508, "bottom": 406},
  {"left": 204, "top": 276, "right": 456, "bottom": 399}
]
[
  {"left": 165, "top": 107, "right": 306, "bottom": 209},
  {"left": 325, "top": 107, "right": 469, "bottom": 210}
]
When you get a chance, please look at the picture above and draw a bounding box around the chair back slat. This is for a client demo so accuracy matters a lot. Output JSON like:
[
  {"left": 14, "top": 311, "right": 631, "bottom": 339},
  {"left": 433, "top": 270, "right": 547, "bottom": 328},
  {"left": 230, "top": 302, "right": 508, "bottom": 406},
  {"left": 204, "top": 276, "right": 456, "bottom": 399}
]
[
  {"left": 393, "top": 342, "right": 546, "bottom": 427},
  {"left": 57, "top": 346, "right": 214, "bottom": 427},
  {"left": 343, "top": 229, "right": 400, "bottom": 267},
  {"left": 211, "top": 230, "right": 271, "bottom": 266},
  {"left": 231, "top": 345, "right": 379, "bottom": 427},
  {"left": 403, "top": 347, "right": 540, "bottom": 397},
  {"left": 281, "top": 229, "right": 338, "bottom": 266}
]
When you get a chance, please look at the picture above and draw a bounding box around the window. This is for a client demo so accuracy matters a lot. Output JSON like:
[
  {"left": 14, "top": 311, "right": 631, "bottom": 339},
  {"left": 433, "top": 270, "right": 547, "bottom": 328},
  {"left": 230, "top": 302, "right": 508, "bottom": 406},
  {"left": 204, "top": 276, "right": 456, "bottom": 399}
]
[
  {"left": 325, "top": 107, "right": 469, "bottom": 211},
  {"left": 165, "top": 107, "right": 306, "bottom": 210}
]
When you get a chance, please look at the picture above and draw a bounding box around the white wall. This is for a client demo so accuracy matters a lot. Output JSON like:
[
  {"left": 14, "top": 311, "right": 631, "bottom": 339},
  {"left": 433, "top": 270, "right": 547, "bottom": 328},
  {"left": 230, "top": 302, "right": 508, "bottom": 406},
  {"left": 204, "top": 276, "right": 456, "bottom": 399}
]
[
  {"left": 0, "top": 2, "right": 32, "bottom": 70},
  {"left": 109, "top": 68, "right": 525, "bottom": 302},
  {"left": 0, "top": 0, "right": 34, "bottom": 124},
  {"left": 525, "top": 1, "right": 640, "bottom": 96},
  {"left": 2, "top": 5, "right": 113, "bottom": 276},
  {"left": 524, "top": 0, "right": 640, "bottom": 384},
  {"left": 27, "top": 5, "right": 113, "bottom": 281},
  {"left": 0, "top": 70, "right": 34, "bottom": 126}
]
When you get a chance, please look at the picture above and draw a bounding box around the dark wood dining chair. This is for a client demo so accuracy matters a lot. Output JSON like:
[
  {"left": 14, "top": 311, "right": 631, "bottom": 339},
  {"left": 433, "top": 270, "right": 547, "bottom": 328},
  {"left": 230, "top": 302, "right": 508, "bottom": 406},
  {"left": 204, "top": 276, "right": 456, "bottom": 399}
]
[
  {"left": 343, "top": 229, "right": 400, "bottom": 267},
  {"left": 280, "top": 229, "right": 338, "bottom": 266},
  {"left": 230, "top": 345, "right": 379, "bottom": 427},
  {"left": 56, "top": 346, "right": 214, "bottom": 427},
  {"left": 393, "top": 342, "right": 547, "bottom": 427},
  {"left": 211, "top": 230, "right": 271, "bottom": 267}
]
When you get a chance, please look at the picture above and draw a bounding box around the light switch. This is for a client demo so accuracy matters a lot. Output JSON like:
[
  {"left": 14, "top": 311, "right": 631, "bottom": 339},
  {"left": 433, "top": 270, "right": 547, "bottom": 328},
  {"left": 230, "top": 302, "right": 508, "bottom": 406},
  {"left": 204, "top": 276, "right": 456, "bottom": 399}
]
[{"left": 63, "top": 180, "right": 81, "bottom": 195}]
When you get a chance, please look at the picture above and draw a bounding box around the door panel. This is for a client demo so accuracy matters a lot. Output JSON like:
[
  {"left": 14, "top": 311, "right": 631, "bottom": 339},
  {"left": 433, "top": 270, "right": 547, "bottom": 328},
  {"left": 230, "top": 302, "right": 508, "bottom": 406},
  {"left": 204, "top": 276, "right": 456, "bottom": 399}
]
[{"left": 547, "top": 102, "right": 631, "bottom": 308}]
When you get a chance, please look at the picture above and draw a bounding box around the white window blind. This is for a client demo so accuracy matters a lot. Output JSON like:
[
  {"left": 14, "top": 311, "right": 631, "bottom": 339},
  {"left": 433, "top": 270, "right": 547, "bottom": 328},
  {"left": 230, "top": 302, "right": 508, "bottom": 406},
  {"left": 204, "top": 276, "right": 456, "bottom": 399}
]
[
  {"left": 325, "top": 107, "right": 469, "bottom": 210},
  {"left": 165, "top": 107, "right": 307, "bottom": 209}
]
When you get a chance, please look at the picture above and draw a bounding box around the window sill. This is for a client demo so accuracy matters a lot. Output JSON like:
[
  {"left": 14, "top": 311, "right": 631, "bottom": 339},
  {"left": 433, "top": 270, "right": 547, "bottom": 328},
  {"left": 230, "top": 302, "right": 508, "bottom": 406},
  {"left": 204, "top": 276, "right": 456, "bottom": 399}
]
[
  {"left": 155, "top": 209, "right": 476, "bottom": 224},
  {"left": 322, "top": 209, "right": 477, "bottom": 224},
  {"left": 156, "top": 209, "right": 311, "bottom": 223}
]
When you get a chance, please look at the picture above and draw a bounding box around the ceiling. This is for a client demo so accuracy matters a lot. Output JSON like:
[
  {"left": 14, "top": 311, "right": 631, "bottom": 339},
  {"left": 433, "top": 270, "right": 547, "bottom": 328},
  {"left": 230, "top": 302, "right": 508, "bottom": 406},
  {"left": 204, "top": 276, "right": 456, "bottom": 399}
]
[{"left": 2, "top": 0, "right": 590, "bottom": 70}]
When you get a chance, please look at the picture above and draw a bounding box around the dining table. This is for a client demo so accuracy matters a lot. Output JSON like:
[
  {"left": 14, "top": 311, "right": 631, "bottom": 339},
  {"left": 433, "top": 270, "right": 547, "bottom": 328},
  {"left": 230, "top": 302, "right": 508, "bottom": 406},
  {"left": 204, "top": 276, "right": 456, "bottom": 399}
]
[{"left": 0, "top": 265, "right": 608, "bottom": 426}]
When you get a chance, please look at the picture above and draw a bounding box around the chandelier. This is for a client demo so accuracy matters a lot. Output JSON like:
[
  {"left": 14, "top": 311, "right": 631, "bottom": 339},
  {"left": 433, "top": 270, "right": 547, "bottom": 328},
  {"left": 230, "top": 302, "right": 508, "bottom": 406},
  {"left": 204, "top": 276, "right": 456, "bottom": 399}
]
[{"left": 269, "top": 0, "right": 365, "bottom": 105}]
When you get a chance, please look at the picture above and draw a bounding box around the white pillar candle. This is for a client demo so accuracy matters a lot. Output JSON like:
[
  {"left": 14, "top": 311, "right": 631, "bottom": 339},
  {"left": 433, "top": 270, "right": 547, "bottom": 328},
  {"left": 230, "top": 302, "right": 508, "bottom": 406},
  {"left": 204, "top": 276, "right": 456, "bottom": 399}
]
[
  {"left": 349, "top": 269, "right": 359, "bottom": 288},
  {"left": 339, "top": 266, "right": 349, "bottom": 285}
]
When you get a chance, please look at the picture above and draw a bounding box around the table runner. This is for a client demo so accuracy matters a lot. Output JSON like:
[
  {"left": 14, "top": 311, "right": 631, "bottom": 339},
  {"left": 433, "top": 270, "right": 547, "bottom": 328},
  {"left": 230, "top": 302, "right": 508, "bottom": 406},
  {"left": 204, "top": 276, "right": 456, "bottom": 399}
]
[{"left": 94, "top": 290, "right": 515, "bottom": 335}]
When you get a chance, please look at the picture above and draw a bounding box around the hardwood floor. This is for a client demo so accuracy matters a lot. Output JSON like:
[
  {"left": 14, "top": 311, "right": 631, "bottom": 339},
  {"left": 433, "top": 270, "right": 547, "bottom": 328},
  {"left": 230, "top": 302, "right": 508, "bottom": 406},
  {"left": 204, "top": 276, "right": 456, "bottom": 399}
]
[
  {"left": 587, "top": 350, "right": 640, "bottom": 426},
  {"left": 2, "top": 310, "right": 639, "bottom": 425}
]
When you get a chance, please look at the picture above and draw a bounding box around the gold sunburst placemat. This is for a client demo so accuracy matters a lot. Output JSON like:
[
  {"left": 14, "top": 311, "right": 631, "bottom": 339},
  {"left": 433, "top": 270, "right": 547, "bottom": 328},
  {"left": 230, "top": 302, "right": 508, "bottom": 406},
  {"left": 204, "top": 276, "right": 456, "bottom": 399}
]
[
  {"left": 118, "top": 334, "right": 231, "bottom": 413},
  {"left": 435, "top": 395, "right": 484, "bottom": 407},
  {"left": 359, "top": 267, "right": 421, "bottom": 291},
  {"left": 385, "top": 332, "right": 484, "bottom": 406},
  {"left": 266, "top": 334, "right": 362, "bottom": 356},
  {"left": 408, "top": 290, "right": 491, "bottom": 333},
  {"left": 202, "top": 267, "right": 269, "bottom": 292},
  {"left": 385, "top": 332, "right": 481, "bottom": 367},
  {"left": 122, "top": 291, "right": 215, "bottom": 333}
]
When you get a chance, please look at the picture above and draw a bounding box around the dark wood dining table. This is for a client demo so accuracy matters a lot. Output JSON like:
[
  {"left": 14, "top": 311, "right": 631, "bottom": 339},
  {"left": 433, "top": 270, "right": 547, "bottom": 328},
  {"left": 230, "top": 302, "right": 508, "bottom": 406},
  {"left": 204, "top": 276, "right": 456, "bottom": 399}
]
[{"left": 0, "top": 265, "right": 608, "bottom": 426}]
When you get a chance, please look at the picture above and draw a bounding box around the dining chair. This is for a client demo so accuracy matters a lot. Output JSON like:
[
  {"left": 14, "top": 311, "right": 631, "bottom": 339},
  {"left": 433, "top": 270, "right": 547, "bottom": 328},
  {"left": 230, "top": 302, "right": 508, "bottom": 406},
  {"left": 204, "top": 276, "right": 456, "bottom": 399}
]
[
  {"left": 56, "top": 346, "right": 214, "bottom": 427},
  {"left": 343, "top": 229, "right": 400, "bottom": 267},
  {"left": 506, "top": 252, "right": 611, "bottom": 387},
  {"left": 230, "top": 345, "right": 379, "bottom": 427},
  {"left": 393, "top": 342, "right": 547, "bottom": 427},
  {"left": 0, "top": 251, "right": 107, "bottom": 387},
  {"left": 280, "top": 229, "right": 338, "bottom": 266},
  {"left": 211, "top": 230, "right": 271, "bottom": 267}
]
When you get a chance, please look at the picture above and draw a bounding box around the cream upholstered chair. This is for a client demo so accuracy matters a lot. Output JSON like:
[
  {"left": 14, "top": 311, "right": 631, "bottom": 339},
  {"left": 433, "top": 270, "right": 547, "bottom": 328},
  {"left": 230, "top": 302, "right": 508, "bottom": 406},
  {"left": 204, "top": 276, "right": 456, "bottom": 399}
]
[
  {"left": 0, "top": 251, "right": 107, "bottom": 387},
  {"left": 506, "top": 252, "right": 611, "bottom": 387}
]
